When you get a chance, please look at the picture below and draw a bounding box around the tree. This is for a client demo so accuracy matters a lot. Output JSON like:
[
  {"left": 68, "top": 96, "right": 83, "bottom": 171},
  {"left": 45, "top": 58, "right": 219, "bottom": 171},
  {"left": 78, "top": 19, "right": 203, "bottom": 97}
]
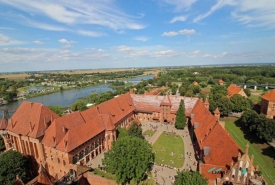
[
  {"left": 103, "top": 137, "right": 154, "bottom": 184},
  {"left": 0, "top": 136, "right": 5, "bottom": 152},
  {"left": 230, "top": 94, "right": 251, "bottom": 112},
  {"left": 174, "top": 171, "right": 208, "bottom": 185},
  {"left": 241, "top": 110, "right": 259, "bottom": 129},
  {"left": 215, "top": 97, "right": 233, "bottom": 116},
  {"left": 128, "top": 121, "right": 144, "bottom": 139},
  {"left": 48, "top": 105, "right": 63, "bottom": 116},
  {"left": 244, "top": 88, "right": 251, "bottom": 97},
  {"left": 185, "top": 90, "right": 194, "bottom": 97},
  {"left": 175, "top": 100, "right": 186, "bottom": 129},
  {"left": 0, "top": 150, "right": 30, "bottom": 184},
  {"left": 71, "top": 101, "right": 87, "bottom": 111}
]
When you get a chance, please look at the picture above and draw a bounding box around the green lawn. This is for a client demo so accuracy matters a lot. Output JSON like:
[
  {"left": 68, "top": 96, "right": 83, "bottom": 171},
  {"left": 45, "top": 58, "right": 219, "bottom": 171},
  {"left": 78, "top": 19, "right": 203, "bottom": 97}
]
[
  {"left": 249, "top": 94, "right": 260, "bottom": 104},
  {"left": 143, "top": 130, "right": 156, "bottom": 136},
  {"left": 223, "top": 118, "right": 275, "bottom": 185},
  {"left": 153, "top": 132, "right": 184, "bottom": 168}
]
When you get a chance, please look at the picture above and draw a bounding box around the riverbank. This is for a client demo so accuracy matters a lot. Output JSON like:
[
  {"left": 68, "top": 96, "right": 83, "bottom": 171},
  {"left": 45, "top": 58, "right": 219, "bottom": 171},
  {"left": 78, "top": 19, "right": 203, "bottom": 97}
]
[{"left": 24, "top": 82, "right": 105, "bottom": 99}]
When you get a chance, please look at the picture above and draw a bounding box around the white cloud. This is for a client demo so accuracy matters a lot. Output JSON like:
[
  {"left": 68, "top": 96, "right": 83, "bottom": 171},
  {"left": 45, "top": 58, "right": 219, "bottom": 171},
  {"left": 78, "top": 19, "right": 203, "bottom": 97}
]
[
  {"left": 58, "top": 39, "right": 70, "bottom": 44},
  {"left": 117, "top": 45, "right": 132, "bottom": 52},
  {"left": 0, "top": 0, "right": 146, "bottom": 32},
  {"left": 203, "top": 54, "right": 214, "bottom": 58},
  {"left": 0, "top": 33, "right": 24, "bottom": 46},
  {"left": 192, "top": 0, "right": 275, "bottom": 27},
  {"left": 133, "top": 36, "right": 149, "bottom": 42},
  {"left": 203, "top": 52, "right": 228, "bottom": 58},
  {"left": 162, "top": 29, "right": 196, "bottom": 37},
  {"left": 161, "top": 0, "right": 197, "bottom": 11},
  {"left": 0, "top": 47, "right": 110, "bottom": 64},
  {"left": 193, "top": 50, "right": 200, "bottom": 54},
  {"left": 77, "top": 30, "right": 105, "bottom": 37},
  {"left": 151, "top": 50, "right": 180, "bottom": 58},
  {"left": 169, "top": 15, "right": 187, "bottom": 23},
  {"left": 62, "top": 44, "right": 73, "bottom": 49},
  {"left": 194, "top": 0, "right": 236, "bottom": 23},
  {"left": 33, "top": 40, "right": 43, "bottom": 45},
  {"left": 231, "top": 1, "right": 275, "bottom": 27}
]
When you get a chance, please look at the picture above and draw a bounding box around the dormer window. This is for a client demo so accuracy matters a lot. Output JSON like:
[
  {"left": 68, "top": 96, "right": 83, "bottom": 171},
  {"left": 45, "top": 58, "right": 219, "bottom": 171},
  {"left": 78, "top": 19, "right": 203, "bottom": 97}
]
[
  {"left": 52, "top": 136, "right": 56, "bottom": 143},
  {"left": 64, "top": 140, "right": 68, "bottom": 147}
]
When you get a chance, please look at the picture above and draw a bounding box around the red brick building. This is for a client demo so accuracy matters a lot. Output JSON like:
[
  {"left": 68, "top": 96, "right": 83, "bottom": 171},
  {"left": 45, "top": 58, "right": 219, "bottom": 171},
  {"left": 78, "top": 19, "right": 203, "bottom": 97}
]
[
  {"left": 261, "top": 90, "right": 275, "bottom": 119},
  {"left": 227, "top": 84, "right": 248, "bottom": 98},
  {"left": 0, "top": 92, "right": 265, "bottom": 184}
]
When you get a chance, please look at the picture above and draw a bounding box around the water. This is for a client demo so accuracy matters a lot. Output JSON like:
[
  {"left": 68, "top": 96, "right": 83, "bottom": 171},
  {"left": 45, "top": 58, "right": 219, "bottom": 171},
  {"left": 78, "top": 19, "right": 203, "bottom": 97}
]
[{"left": 0, "top": 74, "right": 154, "bottom": 117}]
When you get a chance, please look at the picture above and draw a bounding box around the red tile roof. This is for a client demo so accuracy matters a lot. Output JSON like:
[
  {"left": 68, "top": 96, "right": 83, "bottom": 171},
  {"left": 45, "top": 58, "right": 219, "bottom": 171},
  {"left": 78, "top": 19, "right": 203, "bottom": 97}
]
[
  {"left": 0, "top": 117, "right": 8, "bottom": 130},
  {"left": 262, "top": 89, "right": 275, "bottom": 101},
  {"left": 56, "top": 115, "right": 106, "bottom": 152},
  {"left": 200, "top": 163, "right": 224, "bottom": 181},
  {"left": 42, "top": 111, "right": 86, "bottom": 148},
  {"left": 191, "top": 100, "right": 217, "bottom": 146},
  {"left": 145, "top": 87, "right": 166, "bottom": 95},
  {"left": 43, "top": 93, "right": 133, "bottom": 152},
  {"left": 227, "top": 84, "right": 242, "bottom": 98},
  {"left": 201, "top": 89, "right": 211, "bottom": 94},
  {"left": 201, "top": 123, "right": 241, "bottom": 168},
  {"left": 131, "top": 94, "right": 198, "bottom": 115},
  {"left": 160, "top": 94, "right": 172, "bottom": 106},
  {"left": 6, "top": 101, "right": 59, "bottom": 139}
]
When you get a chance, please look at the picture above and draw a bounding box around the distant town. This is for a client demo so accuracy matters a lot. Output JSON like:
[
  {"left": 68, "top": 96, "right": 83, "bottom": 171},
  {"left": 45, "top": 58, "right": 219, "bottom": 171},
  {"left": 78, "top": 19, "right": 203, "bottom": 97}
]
[{"left": 0, "top": 65, "right": 275, "bottom": 185}]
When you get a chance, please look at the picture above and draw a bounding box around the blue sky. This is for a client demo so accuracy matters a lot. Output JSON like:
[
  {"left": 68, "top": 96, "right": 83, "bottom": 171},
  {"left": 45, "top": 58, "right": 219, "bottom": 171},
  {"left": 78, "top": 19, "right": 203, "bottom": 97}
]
[{"left": 0, "top": 0, "right": 275, "bottom": 72}]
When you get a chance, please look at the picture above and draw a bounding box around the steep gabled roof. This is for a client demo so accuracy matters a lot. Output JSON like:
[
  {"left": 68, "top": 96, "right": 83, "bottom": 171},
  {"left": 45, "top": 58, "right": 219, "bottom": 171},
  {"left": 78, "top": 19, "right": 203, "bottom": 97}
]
[
  {"left": 55, "top": 115, "right": 106, "bottom": 152},
  {"left": 202, "top": 123, "right": 241, "bottom": 168},
  {"left": 191, "top": 100, "right": 217, "bottom": 145},
  {"left": 262, "top": 89, "right": 275, "bottom": 101},
  {"left": 227, "top": 84, "right": 242, "bottom": 98},
  {"left": 0, "top": 117, "right": 8, "bottom": 130},
  {"left": 6, "top": 101, "right": 59, "bottom": 139},
  {"left": 42, "top": 111, "right": 86, "bottom": 148},
  {"left": 160, "top": 94, "right": 172, "bottom": 106}
]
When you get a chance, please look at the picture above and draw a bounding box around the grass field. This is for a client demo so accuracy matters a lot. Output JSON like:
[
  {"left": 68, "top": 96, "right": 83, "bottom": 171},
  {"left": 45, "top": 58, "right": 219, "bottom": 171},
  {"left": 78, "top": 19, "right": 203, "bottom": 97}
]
[
  {"left": 222, "top": 117, "right": 275, "bottom": 185},
  {"left": 153, "top": 132, "right": 184, "bottom": 168},
  {"left": 143, "top": 130, "right": 156, "bottom": 136},
  {"left": 249, "top": 94, "right": 261, "bottom": 104}
]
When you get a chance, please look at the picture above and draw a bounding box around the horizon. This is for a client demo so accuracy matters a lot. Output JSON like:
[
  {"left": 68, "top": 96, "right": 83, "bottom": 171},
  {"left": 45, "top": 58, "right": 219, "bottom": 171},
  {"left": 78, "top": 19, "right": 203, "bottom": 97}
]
[
  {"left": 1, "top": 0, "right": 275, "bottom": 72},
  {"left": 0, "top": 62, "right": 274, "bottom": 74}
]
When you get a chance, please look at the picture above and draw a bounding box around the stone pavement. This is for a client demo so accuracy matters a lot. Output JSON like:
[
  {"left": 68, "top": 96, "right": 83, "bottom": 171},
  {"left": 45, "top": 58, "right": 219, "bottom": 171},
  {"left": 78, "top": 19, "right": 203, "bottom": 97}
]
[{"left": 87, "top": 120, "right": 197, "bottom": 185}]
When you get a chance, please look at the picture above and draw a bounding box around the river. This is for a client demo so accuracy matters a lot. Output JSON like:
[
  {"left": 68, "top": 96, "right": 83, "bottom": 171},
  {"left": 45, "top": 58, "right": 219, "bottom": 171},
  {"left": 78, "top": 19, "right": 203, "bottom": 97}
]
[{"left": 0, "top": 75, "right": 154, "bottom": 117}]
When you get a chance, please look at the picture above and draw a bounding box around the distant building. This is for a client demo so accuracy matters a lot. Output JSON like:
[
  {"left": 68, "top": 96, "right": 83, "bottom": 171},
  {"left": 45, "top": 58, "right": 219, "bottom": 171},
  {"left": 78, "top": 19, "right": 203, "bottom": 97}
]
[
  {"left": 218, "top": 79, "right": 224, "bottom": 85},
  {"left": 227, "top": 84, "right": 247, "bottom": 98},
  {"left": 193, "top": 81, "right": 199, "bottom": 86},
  {"left": 261, "top": 89, "right": 275, "bottom": 119}
]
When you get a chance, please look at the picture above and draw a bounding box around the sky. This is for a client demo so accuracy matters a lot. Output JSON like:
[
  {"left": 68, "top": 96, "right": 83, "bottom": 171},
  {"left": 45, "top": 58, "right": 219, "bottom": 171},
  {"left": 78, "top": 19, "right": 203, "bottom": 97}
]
[{"left": 0, "top": 0, "right": 275, "bottom": 72}]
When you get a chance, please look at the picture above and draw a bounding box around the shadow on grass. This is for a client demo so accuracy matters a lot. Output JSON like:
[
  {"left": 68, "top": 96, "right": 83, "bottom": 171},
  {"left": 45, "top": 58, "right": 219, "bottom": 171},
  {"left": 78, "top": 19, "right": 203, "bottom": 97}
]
[
  {"left": 262, "top": 145, "right": 275, "bottom": 162},
  {"left": 234, "top": 118, "right": 265, "bottom": 144}
]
